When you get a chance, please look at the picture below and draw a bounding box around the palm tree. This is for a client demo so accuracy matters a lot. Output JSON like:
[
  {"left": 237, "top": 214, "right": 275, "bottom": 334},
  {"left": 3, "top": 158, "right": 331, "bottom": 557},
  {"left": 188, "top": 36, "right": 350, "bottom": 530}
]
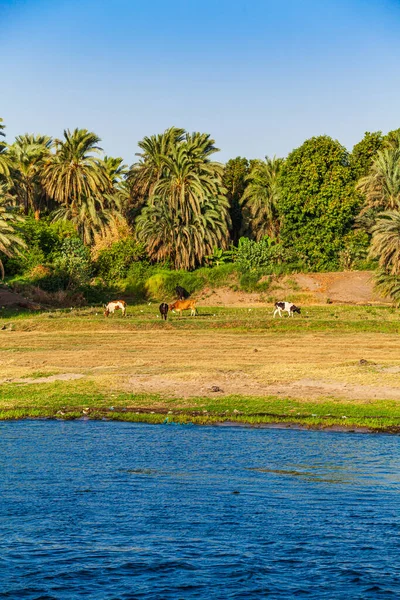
[
  {"left": 43, "top": 129, "right": 118, "bottom": 243},
  {"left": 127, "top": 127, "right": 185, "bottom": 209},
  {"left": 101, "top": 155, "right": 128, "bottom": 188},
  {"left": 135, "top": 130, "right": 230, "bottom": 269},
  {"left": 370, "top": 211, "right": 400, "bottom": 274},
  {"left": 0, "top": 118, "right": 11, "bottom": 178},
  {"left": 100, "top": 155, "right": 129, "bottom": 214},
  {"left": 153, "top": 144, "right": 225, "bottom": 215},
  {"left": 241, "top": 156, "right": 283, "bottom": 240},
  {"left": 0, "top": 189, "right": 26, "bottom": 279},
  {"left": 356, "top": 146, "right": 400, "bottom": 213},
  {"left": 374, "top": 268, "right": 400, "bottom": 305},
  {"left": 52, "top": 194, "right": 114, "bottom": 245},
  {"left": 9, "top": 134, "right": 52, "bottom": 219},
  {"left": 43, "top": 128, "right": 108, "bottom": 206},
  {"left": 136, "top": 195, "right": 229, "bottom": 270}
]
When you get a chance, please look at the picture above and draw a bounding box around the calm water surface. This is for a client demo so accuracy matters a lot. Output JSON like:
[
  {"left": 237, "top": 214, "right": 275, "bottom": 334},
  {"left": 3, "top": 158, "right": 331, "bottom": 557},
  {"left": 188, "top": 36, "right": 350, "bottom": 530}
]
[{"left": 1, "top": 421, "right": 400, "bottom": 599}]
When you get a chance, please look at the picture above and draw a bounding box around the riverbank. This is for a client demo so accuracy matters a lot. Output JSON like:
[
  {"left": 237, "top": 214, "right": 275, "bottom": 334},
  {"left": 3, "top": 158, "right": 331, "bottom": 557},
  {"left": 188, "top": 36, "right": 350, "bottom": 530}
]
[
  {"left": 2, "top": 383, "right": 400, "bottom": 432},
  {"left": 2, "top": 305, "right": 400, "bottom": 432}
]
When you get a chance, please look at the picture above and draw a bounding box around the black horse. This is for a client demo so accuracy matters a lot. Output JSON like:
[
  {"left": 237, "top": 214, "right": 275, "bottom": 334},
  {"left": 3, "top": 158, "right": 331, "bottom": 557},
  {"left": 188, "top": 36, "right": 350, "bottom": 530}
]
[
  {"left": 159, "top": 303, "right": 169, "bottom": 321},
  {"left": 175, "top": 285, "right": 190, "bottom": 300}
]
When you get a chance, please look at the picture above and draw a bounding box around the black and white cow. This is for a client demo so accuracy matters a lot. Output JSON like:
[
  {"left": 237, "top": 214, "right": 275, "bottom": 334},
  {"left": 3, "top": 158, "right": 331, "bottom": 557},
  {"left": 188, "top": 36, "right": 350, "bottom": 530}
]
[{"left": 273, "top": 301, "right": 301, "bottom": 318}]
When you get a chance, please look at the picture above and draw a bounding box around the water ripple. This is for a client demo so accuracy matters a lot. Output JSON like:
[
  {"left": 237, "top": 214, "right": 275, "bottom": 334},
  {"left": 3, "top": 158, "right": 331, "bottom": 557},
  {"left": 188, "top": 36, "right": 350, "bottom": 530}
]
[{"left": 1, "top": 421, "right": 400, "bottom": 598}]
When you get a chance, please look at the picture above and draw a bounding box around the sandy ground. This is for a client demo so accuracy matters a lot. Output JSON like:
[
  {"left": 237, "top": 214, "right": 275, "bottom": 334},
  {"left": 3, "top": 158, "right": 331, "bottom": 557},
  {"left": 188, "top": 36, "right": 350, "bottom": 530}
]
[
  {"left": 2, "top": 328, "right": 400, "bottom": 401},
  {"left": 198, "top": 271, "right": 389, "bottom": 307}
]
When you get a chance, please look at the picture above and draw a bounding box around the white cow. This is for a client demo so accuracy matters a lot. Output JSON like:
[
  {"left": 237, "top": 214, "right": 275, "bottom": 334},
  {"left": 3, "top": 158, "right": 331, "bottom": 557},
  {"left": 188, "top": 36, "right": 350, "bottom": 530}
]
[{"left": 104, "top": 300, "right": 127, "bottom": 317}]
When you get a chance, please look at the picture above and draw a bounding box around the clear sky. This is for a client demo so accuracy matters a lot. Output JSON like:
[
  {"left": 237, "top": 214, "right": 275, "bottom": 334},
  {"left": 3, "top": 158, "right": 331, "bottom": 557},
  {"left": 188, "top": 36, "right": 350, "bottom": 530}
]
[{"left": 2, "top": 0, "right": 400, "bottom": 164}]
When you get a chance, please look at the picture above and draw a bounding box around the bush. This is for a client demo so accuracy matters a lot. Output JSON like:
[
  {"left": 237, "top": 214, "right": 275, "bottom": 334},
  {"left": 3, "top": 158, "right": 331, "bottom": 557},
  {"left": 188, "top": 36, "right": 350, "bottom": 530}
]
[
  {"left": 4, "top": 217, "right": 77, "bottom": 276},
  {"left": 235, "top": 237, "right": 301, "bottom": 273},
  {"left": 53, "top": 238, "right": 93, "bottom": 289},
  {"left": 28, "top": 264, "right": 52, "bottom": 281},
  {"left": 339, "top": 230, "right": 371, "bottom": 270},
  {"left": 235, "top": 237, "right": 272, "bottom": 270},
  {"left": 239, "top": 271, "right": 271, "bottom": 292},
  {"left": 5, "top": 245, "right": 46, "bottom": 275},
  {"left": 95, "top": 239, "right": 147, "bottom": 281},
  {"left": 194, "top": 264, "right": 237, "bottom": 288}
]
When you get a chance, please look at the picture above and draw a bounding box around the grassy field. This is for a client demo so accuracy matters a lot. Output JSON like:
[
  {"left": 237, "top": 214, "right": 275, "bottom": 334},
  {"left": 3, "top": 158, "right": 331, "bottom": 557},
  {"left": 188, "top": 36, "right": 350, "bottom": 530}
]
[{"left": 2, "top": 303, "right": 400, "bottom": 432}]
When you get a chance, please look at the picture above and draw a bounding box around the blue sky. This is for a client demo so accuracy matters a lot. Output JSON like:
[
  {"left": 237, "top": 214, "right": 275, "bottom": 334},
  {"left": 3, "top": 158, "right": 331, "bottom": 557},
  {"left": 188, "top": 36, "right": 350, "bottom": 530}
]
[{"left": 2, "top": 0, "right": 400, "bottom": 163}]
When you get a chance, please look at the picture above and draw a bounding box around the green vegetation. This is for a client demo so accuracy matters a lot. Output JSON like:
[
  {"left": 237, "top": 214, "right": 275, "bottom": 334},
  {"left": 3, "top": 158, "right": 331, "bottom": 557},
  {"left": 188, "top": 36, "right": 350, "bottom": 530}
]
[
  {"left": 0, "top": 119, "right": 399, "bottom": 305},
  {"left": 2, "top": 373, "right": 400, "bottom": 432}
]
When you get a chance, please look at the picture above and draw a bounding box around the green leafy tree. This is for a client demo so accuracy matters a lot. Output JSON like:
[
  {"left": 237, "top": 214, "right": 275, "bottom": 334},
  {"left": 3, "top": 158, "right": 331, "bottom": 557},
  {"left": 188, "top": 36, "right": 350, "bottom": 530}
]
[
  {"left": 384, "top": 128, "right": 400, "bottom": 149},
  {"left": 223, "top": 157, "right": 249, "bottom": 244},
  {"left": 241, "top": 156, "right": 283, "bottom": 241},
  {"left": 278, "top": 136, "right": 359, "bottom": 270},
  {"left": 350, "top": 131, "right": 383, "bottom": 180}
]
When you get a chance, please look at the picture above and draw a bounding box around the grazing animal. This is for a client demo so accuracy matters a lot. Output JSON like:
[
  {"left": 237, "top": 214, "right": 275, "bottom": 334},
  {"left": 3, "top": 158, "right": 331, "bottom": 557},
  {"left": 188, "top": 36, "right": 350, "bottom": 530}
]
[
  {"left": 104, "top": 300, "right": 127, "bottom": 317},
  {"left": 175, "top": 285, "right": 190, "bottom": 300},
  {"left": 273, "top": 301, "right": 301, "bottom": 318},
  {"left": 169, "top": 299, "right": 197, "bottom": 317},
  {"left": 159, "top": 302, "right": 169, "bottom": 321}
]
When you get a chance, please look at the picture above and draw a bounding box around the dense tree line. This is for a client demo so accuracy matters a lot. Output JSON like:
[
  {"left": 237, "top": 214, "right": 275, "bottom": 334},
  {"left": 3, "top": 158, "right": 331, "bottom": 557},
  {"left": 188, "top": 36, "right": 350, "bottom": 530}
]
[{"left": 1, "top": 117, "right": 400, "bottom": 300}]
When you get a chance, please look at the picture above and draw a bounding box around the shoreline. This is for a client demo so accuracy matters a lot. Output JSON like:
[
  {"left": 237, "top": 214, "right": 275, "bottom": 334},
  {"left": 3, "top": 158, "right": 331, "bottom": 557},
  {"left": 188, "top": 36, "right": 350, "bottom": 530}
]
[{"left": 1, "top": 410, "right": 399, "bottom": 434}]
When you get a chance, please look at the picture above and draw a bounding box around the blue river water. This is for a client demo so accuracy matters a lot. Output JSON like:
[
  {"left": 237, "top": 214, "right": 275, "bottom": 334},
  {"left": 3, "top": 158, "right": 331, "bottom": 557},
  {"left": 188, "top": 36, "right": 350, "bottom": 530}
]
[{"left": 1, "top": 421, "right": 400, "bottom": 599}]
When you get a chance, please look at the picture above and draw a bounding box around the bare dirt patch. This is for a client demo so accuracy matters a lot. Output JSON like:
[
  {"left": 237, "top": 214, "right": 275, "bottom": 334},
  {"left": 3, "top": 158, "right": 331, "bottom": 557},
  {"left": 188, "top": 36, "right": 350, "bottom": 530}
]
[
  {"left": 197, "top": 287, "right": 265, "bottom": 307},
  {"left": 126, "top": 373, "right": 400, "bottom": 401},
  {"left": 196, "top": 271, "right": 389, "bottom": 307},
  {"left": 274, "top": 271, "right": 389, "bottom": 305},
  {"left": 0, "top": 286, "right": 39, "bottom": 309},
  {"left": 0, "top": 373, "right": 84, "bottom": 385}
]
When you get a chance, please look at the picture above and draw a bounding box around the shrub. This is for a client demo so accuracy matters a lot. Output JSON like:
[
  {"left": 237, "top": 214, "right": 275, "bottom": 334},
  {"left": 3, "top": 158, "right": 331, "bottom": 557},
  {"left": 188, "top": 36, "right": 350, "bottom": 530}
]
[
  {"left": 53, "top": 238, "right": 93, "bottom": 289},
  {"left": 235, "top": 237, "right": 273, "bottom": 270},
  {"left": 194, "top": 264, "right": 237, "bottom": 288},
  {"left": 4, "top": 218, "right": 77, "bottom": 276},
  {"left": 239, "top": 271, "right": 271, "bottom": 292},
  {"left": 95, "top": 239, "right": 147, "bottom": 281},
  {"left": 28, "top": 264, "right": 52, "bottom": 281},
  {"left": 235, "top": 237, "right": 300, "bottom": 273},
  {"left": 5, "top": 245, "right": 46, "bottom": 275},
  {"left": 339, "top": 230, "right": 371, "bottom": 270}
]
